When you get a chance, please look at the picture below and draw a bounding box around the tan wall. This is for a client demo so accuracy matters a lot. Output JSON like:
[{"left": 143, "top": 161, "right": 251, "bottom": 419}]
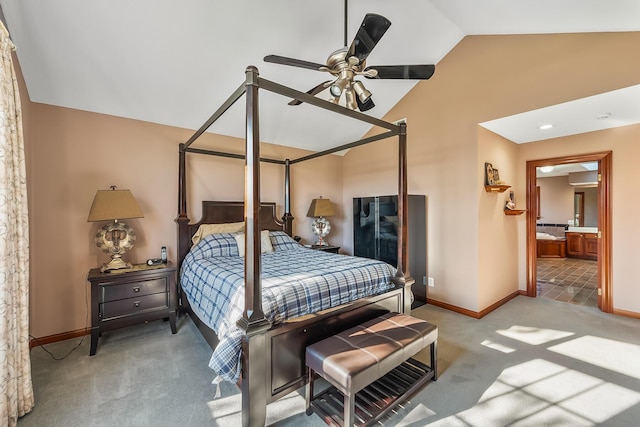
[
  {"left": 477, "top": 127, "right": 520, "bottom": 310},
  {"left": 537, "top": 176, "right": 574, "bottom": 225},
  {"left": 343, "top": 32, "right": 640, "bottom": 313},
  {"left": 583, "top": 187, "right": 598, "bottom": 227},
  {"left": 25, "top": 102, "right": 343, "bottom": 338}
]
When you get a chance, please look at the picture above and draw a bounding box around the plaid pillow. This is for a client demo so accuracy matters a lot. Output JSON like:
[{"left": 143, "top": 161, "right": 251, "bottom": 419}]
[
  {"left": 190, "top": 232, "right": 240, "bottom": 258},
  {"left": 269, "top": 231, "right": 302, "bottom": 251}
]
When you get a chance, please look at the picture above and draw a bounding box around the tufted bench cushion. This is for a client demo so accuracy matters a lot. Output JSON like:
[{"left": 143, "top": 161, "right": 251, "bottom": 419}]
[{"left": 305, "top": 312, "right": 437, "bottom": 426}]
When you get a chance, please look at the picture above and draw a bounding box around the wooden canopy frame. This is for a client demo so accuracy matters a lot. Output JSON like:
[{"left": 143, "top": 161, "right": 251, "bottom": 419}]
[{"left": 175, "top": 66, "right": 413, "bottom": 426}]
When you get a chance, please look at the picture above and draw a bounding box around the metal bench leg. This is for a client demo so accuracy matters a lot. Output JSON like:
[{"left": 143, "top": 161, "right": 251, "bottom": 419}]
[
  {"left": 431, "top": 339, "right": 438, "bottom": 381},
  {"left": 344, "top": 392, "right": 355, "bottom": 427},
  {"left": 306, "top": 367, "right": 315, "bottom": 416}
]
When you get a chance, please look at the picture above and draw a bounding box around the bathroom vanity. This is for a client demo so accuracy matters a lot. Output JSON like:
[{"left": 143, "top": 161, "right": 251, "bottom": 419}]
[{"left": 565, "top": 227, "right": 598, "bottom": 260}]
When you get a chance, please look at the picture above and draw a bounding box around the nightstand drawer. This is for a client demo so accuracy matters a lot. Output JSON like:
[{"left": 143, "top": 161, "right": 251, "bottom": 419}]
[
  {"left": 101, "top": 277, "right": 168, "bottom": 302},
  {"left": 101, "top": 293, "right": 168, "bottom": 320}
]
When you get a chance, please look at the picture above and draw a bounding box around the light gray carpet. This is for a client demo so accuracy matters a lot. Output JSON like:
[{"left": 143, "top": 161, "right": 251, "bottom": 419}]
[{"left": 19, "top": 296, "right": 640, "bottom": 426}]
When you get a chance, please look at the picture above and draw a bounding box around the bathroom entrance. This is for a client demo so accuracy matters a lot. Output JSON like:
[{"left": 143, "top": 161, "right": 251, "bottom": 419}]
[{"left": 526, "top": 151, "right": 612, "bottom": 312}]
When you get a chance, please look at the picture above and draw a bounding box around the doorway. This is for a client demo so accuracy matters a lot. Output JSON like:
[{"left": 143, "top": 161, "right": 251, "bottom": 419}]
[{"left": 526, "top": 151, "right": 612, "bottom": 312}]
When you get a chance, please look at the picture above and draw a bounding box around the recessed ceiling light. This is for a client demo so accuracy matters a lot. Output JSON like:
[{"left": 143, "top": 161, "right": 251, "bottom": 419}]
[
  {"left": 540, "top": 166, "right": 554, "bottom": 173},
  {"left": 538, "top": 124, "right": 554, "bottom": 130},
  {"left": 596, "top": 112, "right": 612, "bottom": 120}
]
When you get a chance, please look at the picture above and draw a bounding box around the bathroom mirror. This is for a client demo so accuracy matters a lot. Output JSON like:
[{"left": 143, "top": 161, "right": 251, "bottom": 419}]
[{"left": 574, "top": 191, "right": 585, "bottom": 227}]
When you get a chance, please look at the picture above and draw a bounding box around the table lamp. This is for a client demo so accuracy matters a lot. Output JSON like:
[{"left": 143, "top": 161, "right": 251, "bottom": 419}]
[
  {"left": 88, "top": 186, "right": 144, "bottom": 272},
  {"left": 307, "top": 197, "right": 336, "bottom": 246}
]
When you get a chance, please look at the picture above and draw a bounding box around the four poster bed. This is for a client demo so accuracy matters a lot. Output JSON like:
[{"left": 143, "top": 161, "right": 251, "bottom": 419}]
[{"left": 175, "top": 66, "right": 415, "bottom": 426}]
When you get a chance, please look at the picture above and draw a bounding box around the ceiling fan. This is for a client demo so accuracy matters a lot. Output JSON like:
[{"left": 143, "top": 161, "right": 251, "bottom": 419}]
[{"left": 264, "top": 11, "right": 435, "bottom": 112}]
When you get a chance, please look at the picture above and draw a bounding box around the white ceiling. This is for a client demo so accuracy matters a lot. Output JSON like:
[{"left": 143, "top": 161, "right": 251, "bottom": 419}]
[
  {"left": 481, "top": 85, "right": 640, "bottom": 144},
  {"left": 2, "top": 0, "right": 640, "bottom": 152}
]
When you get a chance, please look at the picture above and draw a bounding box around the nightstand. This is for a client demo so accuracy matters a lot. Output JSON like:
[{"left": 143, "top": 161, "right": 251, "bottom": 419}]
[
  {"left": 87, "top": 263, "right": 177, "bottom": 356},
  {"left": 311, "top": 245, "right": 340, "bottom": 254}
]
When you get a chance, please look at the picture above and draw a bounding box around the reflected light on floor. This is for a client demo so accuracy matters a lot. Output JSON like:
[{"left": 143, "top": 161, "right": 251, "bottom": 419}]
[
  {"left": 398, "top": 403, "right": 436, "bottom": 425},
  {"left": 452, "top": 359, "right": 640, "bottom": 426},
  {"left": 207, "top": 390, "right": 310, "bottom": 425},
  {"left": 207, "top": 393, "right": 241, "bottom": 420},
  {"left": 549, "top": 335, "right": 640, "bottom": 380},
  {"left": 497, "top": 325, "right": 574, "bottom": 345},
  {"left": 480, "top": 339, "right": 516, "bottom": 353}
]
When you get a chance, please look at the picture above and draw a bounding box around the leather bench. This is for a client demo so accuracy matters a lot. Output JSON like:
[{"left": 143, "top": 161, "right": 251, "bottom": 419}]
[{"left": 305, "top": 312, "right": 437, "bottom": 426}]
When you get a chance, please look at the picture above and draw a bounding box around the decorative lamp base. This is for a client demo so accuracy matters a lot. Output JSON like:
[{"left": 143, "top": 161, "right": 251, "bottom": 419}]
[
  {"left": 101, "top": 255, "right": 133, "bottom": 273},
  {"left": 95, "top": 220, "right": 136, "bottom": 273}
]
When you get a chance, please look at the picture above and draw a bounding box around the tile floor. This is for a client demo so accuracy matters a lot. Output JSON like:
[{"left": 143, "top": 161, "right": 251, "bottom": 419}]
[{"left": 536, "top": 257, "right": 598, "bottom": 307}]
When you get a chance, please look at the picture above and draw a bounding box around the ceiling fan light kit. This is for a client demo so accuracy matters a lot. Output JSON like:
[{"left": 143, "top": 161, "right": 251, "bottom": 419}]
[
  {"left": 264, "top": 11, "right": 435, "bottom": 112},
  {"left": 329, "top": 76, "right": 349, "bottom": 97},
  {"left": 344, "top": 87, "right": 358, "bottom": 110},
  {"left": 352, "top": 81, "right": 372, "bottom": 103}
]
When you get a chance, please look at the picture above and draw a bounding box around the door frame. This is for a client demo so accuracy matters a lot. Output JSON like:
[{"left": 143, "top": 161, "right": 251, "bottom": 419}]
[{"left": 526, "top": 151, "right": 612, "bottom": 312}]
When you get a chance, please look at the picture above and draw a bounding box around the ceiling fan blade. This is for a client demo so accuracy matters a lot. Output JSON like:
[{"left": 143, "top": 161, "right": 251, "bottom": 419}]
[
  {"left": 356, "top": 96, "right": 375, "bottom": 112},
  {"left": 264, "top": 54, "right": 325, "bottom": 71},
  {"left": 347, "top": 14, "right": 392, "bottom": 64},
  {"left": 288, "top": 81, "right": 332, "bottom": 106},
  {"left": 364, "top": 64, "right": 435, "bottom": 80}
]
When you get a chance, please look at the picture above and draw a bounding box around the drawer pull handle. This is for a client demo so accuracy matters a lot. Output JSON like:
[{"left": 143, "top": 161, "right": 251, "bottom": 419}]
[
  {"left": 133, "top": 301, "right": 141, "bottom": 308},
  {"left": 132, "top": 287, "right": 141, "bottom": 293}
]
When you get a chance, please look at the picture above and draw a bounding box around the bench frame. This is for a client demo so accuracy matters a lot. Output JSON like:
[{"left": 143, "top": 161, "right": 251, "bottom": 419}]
[{"left": 305, "top": 319, "right": 437, "bottom": 426}]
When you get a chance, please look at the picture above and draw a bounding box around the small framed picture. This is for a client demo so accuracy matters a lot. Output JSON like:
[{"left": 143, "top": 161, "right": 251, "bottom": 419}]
[
  {"left": 485, "top": 162, "right": 495, "bottom": 185},
  {"left": 506, "top": 190, "right": 516, "bottom": 209},
  {"left": 492, "top": 168, "right": 500, "bottom": 184}
]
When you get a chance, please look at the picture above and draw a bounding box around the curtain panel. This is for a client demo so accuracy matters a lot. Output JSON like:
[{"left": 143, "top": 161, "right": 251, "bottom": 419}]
[{"left": 0, "top": 21, "right": 34, "bottom": 426}]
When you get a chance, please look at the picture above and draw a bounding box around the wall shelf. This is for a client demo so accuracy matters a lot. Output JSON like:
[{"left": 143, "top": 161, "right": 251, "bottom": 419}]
[
  {"left": 504, "top": 209, "right": 525, "bottom": 216},
  {"left": 484, "top": 185, "right": 511, "bottom": 193}
]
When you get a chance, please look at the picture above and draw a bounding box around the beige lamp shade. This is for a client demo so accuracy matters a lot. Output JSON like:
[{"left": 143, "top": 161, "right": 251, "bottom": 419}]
[
  {"left": 87, "top": 189, "right": 144, "bottom": 222},
  {"left": 307, "top": 197, "right": 335, "bottom": 218}
]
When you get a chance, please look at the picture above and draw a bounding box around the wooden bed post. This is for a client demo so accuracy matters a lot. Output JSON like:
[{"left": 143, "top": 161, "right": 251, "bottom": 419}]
[
  {"left": 238, "top": 66, "right": 270, "bottom": 427},
  {"left": 282, "top": 158, "right": 294, "bottom": 235},
  {"left": 175, "top": 143, "right": 191, "bottom": 272},
  {"left": 392, "top": 122, "right": 414, "bottom": 313}
]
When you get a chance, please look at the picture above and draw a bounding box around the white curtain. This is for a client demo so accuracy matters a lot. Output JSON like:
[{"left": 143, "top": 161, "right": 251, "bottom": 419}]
[{"left": 0, "top": 21, "right": 34, "bottom": 426}]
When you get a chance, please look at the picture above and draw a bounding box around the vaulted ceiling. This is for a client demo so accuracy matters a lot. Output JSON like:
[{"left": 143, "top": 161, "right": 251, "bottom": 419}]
[{"left": 2, "top": 0, "right": 639, "bottom": 152}]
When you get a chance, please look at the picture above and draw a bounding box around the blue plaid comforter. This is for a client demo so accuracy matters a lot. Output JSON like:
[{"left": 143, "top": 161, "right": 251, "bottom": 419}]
[{"left": 180, "top": 231, "right": 396, "bottom": 383}]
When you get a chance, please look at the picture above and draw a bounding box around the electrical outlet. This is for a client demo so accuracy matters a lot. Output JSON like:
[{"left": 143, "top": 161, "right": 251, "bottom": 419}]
[{"left": 428, "top": 277, "right": 435, "bottom": 287}]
